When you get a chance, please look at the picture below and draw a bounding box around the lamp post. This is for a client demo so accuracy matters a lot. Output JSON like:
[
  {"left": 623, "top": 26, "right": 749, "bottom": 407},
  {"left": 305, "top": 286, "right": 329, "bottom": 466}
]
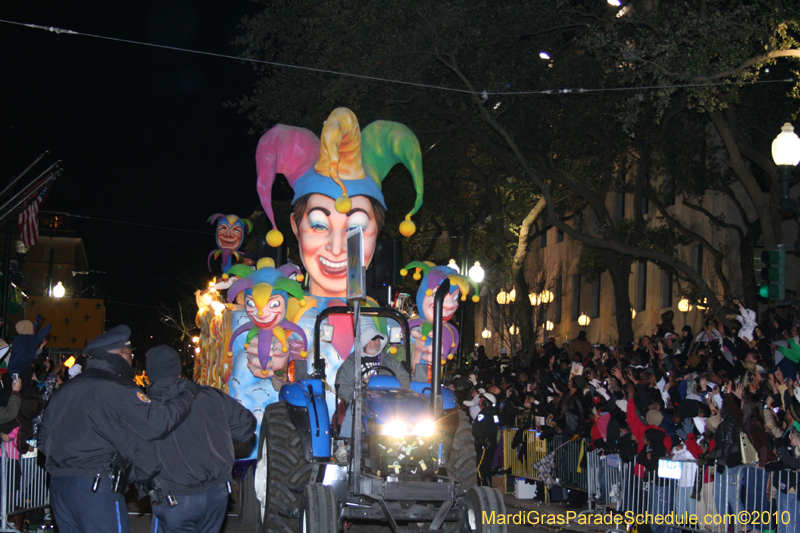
[
  {"left": 455, "top": 212, "right": 484, "bottom": 366},
  {"left": 772, "top": 123, "right": 800, "bottom": 213},
  {"left": 52, "top": 281, "right": 66, "bottom": 298},
  {"left": 678, "top": 297, "right": 693, "bottom": 327},
  {"left": 497, "top": 286, "right": 518, "bottom": 361}
]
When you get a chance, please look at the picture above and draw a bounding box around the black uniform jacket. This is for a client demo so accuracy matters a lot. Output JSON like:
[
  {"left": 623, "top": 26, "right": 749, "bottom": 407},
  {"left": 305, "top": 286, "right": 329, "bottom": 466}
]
[
  {"left": 472, "top": 404, "right": 500, "bottom": 447},
  {"left": 39, "top": 356, "right": 196, "bottom": 478},
  {"left": 132, "top": 377, "right": 256, "bottom": 495}
]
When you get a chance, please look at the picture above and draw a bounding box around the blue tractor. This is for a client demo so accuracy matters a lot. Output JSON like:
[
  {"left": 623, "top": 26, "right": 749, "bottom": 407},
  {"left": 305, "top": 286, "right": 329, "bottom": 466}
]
[{"left": 252, "top": 281, "right": 507, "bottom": 532}]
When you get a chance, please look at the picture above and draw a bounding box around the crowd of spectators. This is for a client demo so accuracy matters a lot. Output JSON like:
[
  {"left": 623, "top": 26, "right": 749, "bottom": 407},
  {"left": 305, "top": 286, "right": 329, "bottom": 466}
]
[{"left": 446, "top": 300, "right": 800, "bottom": 527}]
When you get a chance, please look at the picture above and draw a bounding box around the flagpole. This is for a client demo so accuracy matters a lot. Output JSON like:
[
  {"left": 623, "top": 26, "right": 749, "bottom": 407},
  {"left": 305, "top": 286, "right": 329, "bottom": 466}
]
[
  {"left": 0, "top": 152, "right": 48, "bottom": 204},
  {"left": 0, "top": 221, "right": 11, "bottom": 339}
]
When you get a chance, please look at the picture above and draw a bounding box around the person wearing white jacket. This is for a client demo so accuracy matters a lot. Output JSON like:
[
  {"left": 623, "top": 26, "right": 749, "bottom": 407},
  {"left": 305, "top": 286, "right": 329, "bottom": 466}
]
[
  {"left": 726, "top": 299, "right": 757, "bottom": 341},
  {"left": 463, "top": 388, "right": 485, "bottom": 421}
]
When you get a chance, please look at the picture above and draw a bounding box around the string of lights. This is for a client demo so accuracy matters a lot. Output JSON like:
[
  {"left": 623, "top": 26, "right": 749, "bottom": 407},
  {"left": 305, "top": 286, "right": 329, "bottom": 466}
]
[{"left": 2, "top": 18, "right": 795, "bottom": 98}]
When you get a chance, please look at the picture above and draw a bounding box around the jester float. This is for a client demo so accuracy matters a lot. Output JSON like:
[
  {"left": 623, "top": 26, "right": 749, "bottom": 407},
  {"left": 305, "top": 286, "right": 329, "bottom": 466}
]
[
  {"left": 207, "top": 213, "right": 252, "bottom": 274},
  {"left": 250, "top": 107, "right": 425, "bottom": 414},
  {"left": 401, "top": 262, "right": 480, "bottom": 367}
]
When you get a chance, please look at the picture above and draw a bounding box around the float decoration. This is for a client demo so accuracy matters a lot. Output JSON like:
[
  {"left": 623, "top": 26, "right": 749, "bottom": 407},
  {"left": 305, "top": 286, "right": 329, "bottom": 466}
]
[
  {"left": 227, "top": 265, "right": 309, "bottom": 378},
  {"left": 207, "top": 214, "right": 253, "bottom": 274},
  {"left": 401, "top": 262, "right": 480, "bottom": 365}
]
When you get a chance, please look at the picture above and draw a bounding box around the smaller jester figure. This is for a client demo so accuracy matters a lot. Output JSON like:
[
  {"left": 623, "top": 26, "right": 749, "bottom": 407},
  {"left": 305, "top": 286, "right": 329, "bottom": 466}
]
[
  {"left": 227, "top": 264, "right": 309, "bottom": 380},
  {"left": 401, "top": 262, "right": 480, "bottom": 368},
  {"left": 208, "top": 214, "right": 253, "bottom": 274}
]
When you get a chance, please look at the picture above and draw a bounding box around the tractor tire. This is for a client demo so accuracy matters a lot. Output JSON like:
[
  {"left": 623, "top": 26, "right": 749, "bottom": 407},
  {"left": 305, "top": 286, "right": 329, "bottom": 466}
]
[
  {"left": 239, "top": 465, "right": 261, "bottom": 525},
  {"left": 256, "top": 402, "right": 313, "bottom": 533},
  {"left": 448, "top": 409, "right": 478, "bottom": 491},
  {"left": 302, "top": 484, "right": 338, "bottom": 533},
  {"left": 462, "top": 486, "right": 507, "bottom": 533}
]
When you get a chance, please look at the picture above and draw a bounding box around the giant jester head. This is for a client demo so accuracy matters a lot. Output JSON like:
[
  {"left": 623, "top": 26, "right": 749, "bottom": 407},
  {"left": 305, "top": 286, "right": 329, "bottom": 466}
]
[
  {"left": 227, "top": 264, "right": 306, "bottom": 330},
  {"left": 402, "top": 262, "right": 480, "bottom": 324},
  {"left": 209, "top": 214, "right": 252, "bottom": 252}
]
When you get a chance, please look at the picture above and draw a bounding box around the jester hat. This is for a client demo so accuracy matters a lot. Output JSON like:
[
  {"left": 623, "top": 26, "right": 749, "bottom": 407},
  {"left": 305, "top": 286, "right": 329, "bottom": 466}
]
[
  {"left": 401, "top": 261, "right": 481, "bottom": 313},
  {"left": 227, "top": 266, "right": 306, "bottom": 311},
  {"left": 255, "top": 107, "right": 425, "bottom": 246}
]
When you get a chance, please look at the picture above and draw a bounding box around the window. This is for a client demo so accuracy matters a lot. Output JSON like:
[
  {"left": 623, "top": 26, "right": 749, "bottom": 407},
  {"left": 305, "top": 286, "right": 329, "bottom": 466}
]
[
  {"left": 661, "top": 269, "right": 673, "bottom": 309},
  {"left": 553, "top": 277, "right": 562, "bottom": 324},
  {"left": 557, "top": 228, "right": 564, "bottom": 243},
  {"left": 636, "top": 261, "right": 648, "bottom": 311},
  {"left": 591, "top": 275, "right": 601, "bottom": 318},
  {"left": 691, "top": 244, "right": 703, "bottom": 274},
  {"left": 541, "top": 226, "right": 547, "bottom": 248},
  {"left": 614, "top": 190, "right": 625, "bottom": 222},
  {"left": 571, "top": 274, "right": 581, "bottom": 321}
]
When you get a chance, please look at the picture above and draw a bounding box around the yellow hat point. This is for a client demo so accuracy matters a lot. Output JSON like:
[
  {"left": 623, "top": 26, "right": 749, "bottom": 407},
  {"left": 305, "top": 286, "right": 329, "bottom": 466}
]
[
  {"left": 389, "top": 346, "right": 397, "bottom": 354},
  {"left": 399, "top": 217, "right": 416, "bottom": 237},
  {"left": 296, "top": 273, "right": 304, "bottom": 282},
  {"left": 472, "top": 295, "right": 480, "bottom": 303},
  {"left": 257, "top": 257, "right": 276, "bottom": 269},
  {"left": 299, "top": 298, "right": 307, "bottom": 307},
  {"left": 334, "top": 195, "right": 352, "bottom": 214},
  {"left": 266, "top": 229, "right": 284, "bottom": 247},
  {"left": 400, "top": 269, "right": 408, "bottom": 277}
]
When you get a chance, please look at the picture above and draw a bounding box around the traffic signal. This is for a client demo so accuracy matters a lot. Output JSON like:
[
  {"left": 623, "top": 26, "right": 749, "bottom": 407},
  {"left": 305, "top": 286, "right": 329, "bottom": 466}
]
[{"left": 759, "top": 248, "right": 786, "bottom": 300}]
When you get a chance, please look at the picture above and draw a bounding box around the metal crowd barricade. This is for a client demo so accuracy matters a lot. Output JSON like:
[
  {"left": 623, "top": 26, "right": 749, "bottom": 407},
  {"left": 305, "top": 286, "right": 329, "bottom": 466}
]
[{"left": 1, "top": 441, "right": 50, "bottom": 531}]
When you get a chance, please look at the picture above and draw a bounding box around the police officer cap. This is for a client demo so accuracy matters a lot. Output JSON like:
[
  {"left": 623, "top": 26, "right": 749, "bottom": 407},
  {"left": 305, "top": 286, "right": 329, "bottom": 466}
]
[
  {"left": 86, "top": 325, "right": 134, "bottom": 354},
  {"left": 482, "top": 392, "right": 497, "bottom": 406},
  {"left": 146, "top": 345, "right": 182, "bottom": 384}
]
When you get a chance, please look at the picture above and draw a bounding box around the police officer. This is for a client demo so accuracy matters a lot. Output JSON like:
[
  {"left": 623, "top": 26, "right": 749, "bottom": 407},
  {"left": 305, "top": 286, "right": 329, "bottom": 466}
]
[
  {"left": 39, "top": 325, "right": 198, "bottom": 533},
  {"left": 133, "top": 345, "right": 257, "bottom": 533},
  {"left": 472, "top": 392, "right": 500, "bottom": 487}
]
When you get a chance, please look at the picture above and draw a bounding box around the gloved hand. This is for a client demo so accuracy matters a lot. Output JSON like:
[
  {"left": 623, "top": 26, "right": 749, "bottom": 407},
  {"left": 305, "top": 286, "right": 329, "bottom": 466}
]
[
  {"left": 590, "top": 379, "right": 611, "bottom": 400},
  {"left": 178, "top": 379, "right": 200, "bottom": 397},
  {"left": 469, "top": 374, "right": 478, "bottom": 386},
  {"left": 716, "top": 463, "right": 725, "bottom": 474}
]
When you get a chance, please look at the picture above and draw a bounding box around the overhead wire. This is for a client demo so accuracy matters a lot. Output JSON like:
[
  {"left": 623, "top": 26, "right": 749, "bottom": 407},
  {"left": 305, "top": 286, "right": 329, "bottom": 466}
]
[{"left": 1, "top": 19, "right": 795, "bottom": 98}]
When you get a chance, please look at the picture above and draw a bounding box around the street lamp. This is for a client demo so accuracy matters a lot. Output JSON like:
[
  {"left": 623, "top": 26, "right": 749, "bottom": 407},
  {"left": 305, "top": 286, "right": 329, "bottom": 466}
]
[
  {"left": 578, "top": 314, "right": 590, "bottom": 327},
  {"left": 678, "top": 297, "right": 693, "bottom": 327},
  {"left": 481, "top": 328, "right": 492, "bottom": 339},
  {"left": 496, "top": 289, "right": 509, "bottom": 305},
  {"left": 468, "top": 262, "right": 485, "bottom": 283},
  {"left": 509, "top": 325, "right": 519, "bottom": 335},
  {"left": 52, "top": 281, "right": 65, "bottom": 298},
  {"left": 539, "top": 290, "right": 554, "bottom": 304},
  {"left": 545, "top": 321, "right": 554, "bottom": 331},
  {"left": 528, "top": 292, "right": 540, "bottom": 306},
  {"left": 631, "top": 308, "right": 636, "bottom": 320},
  {"left": 772, "top": 122, "right": 800, "bottom": 212},
  {"left": 447, "top": 259, "right": 460, "bottom": 273}
]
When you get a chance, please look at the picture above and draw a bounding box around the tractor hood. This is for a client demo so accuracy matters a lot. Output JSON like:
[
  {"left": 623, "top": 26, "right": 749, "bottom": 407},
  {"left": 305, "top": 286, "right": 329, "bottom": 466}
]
[{"left": 364, "top": 388, "right": 432, "bottom": 428}]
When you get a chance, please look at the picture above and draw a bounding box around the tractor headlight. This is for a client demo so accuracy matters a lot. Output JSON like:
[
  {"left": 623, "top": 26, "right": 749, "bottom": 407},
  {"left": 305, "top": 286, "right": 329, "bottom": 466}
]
[{"left": 377, "top": 419, "right": 436, "bottom": 437}]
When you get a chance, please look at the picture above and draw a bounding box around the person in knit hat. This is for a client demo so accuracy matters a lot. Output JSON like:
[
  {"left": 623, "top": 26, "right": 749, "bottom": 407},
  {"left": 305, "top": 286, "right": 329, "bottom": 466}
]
[{"left": 133, "top": 346, "right": 256, "bottom": 533}]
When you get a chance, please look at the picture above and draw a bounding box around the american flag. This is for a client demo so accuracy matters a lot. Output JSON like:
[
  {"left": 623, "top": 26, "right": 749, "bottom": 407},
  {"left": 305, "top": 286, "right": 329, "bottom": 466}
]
[{"left": 17, "top": 183, "right": 50, "bottom": 248}]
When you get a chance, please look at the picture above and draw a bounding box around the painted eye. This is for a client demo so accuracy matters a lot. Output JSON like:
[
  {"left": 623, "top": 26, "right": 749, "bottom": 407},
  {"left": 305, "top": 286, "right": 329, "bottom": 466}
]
[
  {"left": 269, "top": 300, "right": 281, "bottom": 309},
  {"left": 346, "top": 212, "right": 369, "bottom": 232},
  {"left": 245, "top": 299, "right": 256, "bottom": 308},
  {"left": 308, "top": 211, "right": 329, "bottom": 232}
]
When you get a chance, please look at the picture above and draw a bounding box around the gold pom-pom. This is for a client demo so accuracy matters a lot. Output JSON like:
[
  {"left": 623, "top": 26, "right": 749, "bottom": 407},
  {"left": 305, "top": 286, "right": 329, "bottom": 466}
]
[
  {"left": 421, "top": 336, "right": 427, "bottom": 342},
  {"left": 400, "top": 269, "right": 408, "bottom": 277},
  {"left": 299, "top": 298, "right": 307, "bottom": 307},
  {"left": 266, "top": 229, "right": 284, "bottom": 247},
  {"left": 461, "top": 295, "right": 467, "bottom": 301},
  {"left": 257, "top": 257, "right": 275, "bottom": 269},
  {"left": 282, "top": 346, "right": 289, "bottom": 353},
  {"left": 222, "top": 273, "right": 229, "bottom": 280},
  {"left": 413, "top": 272, "right": 422, "bottom": 281},
  {"left": 447, "top": 354, "right": 454, "bottom": 360},
  {"left": 227, "top": 351, "right": 233, "bottom": 356},
  {"left": 300, "top": 350, "right": 308, "bottom": 358},
  {"left": 425, "top": 289, "right": 433, "bottom": 297},
  {"left": 389, "top": 346, "right": 397, "bottom": 354},
  {"left": 296, "top": 273, "right": 304, "bottom": 282},
  {"left": 244, "top": 343, "right": 250, "bottom": 349},
  {"left": 334, "top": 195, "right": 352, "bottom": 214},
  {"left": 472, "top": 295, "right": 480, "bottom": 303},
  {"left": 399, "top": 217, "right": 416, "bottom": 237}
]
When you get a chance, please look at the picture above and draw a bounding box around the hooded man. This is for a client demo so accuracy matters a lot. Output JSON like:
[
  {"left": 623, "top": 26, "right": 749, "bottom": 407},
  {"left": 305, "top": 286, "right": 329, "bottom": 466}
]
[
  {"left": 39, "top": 325, "right": 199, "bottom": 533},
  {"left": 133, "top": 346, "right": 256, "bottom": 533},
  {"left": 335, "top": 326, "right": 410, "bottom": 437}
]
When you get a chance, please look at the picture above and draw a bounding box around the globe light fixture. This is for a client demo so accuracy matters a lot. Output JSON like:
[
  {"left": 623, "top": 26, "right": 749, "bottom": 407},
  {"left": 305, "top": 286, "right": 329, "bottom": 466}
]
[
  {"left": 631, "top": 308, "right": 636, "bottom": 320},
  {"left": 607, "top": 0, "right": 622, "bottom": 5},
  {"left": 678, "top": 298, "right": 693, "bottom": 314},
  {"left": 496, "top": 289, "right": 508, "bottom": 305},
  {"left": 52, "top": 281, "right": 66, "bottom": 298},
  {"left": 191, "top": 336, "right": 200, "bottom": 343},
  {"left": 772, "top": 123, "right": 800, "bottom": 212},
  {"left": 545, "top": 321, "right": 554, "bottom": 331},
  {"left": 540, "top": 289, "right": 554, "bottom": 304},
  {"left": 509, "top": 325, "right": 519, "bottom": 336},
  {"left": 578, "top": 314, "right": 590, "bottom": 327},
  {"left": 447, "top": 259, "right": 460, "bottom": 273},
  {"left": 481, "top": 328, "right": 492, "bottom": 339},
  {"left": 468, "top": 261, "right": 485, "bottom": 283},
  {"left": 528, "top": 292, "right": 540, "bottom": 306},
  {"left": 539, "top": 51, "right": 551, "bottom": 60},
  {"left": 508, "top": 287, "right": 516, "bottom": 303}
]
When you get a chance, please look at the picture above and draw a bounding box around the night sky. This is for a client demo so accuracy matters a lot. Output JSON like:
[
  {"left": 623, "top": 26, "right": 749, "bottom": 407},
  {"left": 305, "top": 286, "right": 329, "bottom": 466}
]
[{"left": 0, "top": 1, "right": 266, "bottom": 353}]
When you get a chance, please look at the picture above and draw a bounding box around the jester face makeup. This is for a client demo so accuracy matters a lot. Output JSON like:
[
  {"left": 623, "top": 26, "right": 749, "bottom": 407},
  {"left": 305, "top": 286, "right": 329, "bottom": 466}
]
[
  {"left": 217, "top": 222, "right": 245, "bottom": 251},
  {"left": 244, "top": 292, "right": 286, "bottom": 329},
  {"left": 291, "top": 193, "right": 378, "bottom": 298}
]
